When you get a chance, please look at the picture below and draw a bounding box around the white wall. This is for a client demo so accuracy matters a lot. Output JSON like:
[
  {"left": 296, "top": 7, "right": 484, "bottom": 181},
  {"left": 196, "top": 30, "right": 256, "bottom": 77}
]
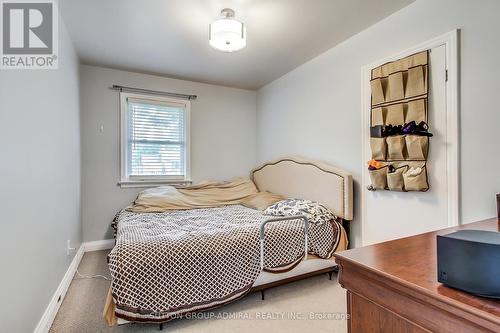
[
  {"left": 0, "top": 19, "right": 81, "bottom": 333},
  {"left": 81, "top": 65, "right": 257, "bottom": 241},
  {"left": 257, "top": 0, "right": 500, "bottom": 247}
]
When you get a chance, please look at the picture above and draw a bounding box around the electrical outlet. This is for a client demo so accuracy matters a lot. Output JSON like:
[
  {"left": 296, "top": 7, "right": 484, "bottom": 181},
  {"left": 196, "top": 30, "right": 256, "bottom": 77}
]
[{"left": 67, "top": 240, "right": 75, "bottom": 256}]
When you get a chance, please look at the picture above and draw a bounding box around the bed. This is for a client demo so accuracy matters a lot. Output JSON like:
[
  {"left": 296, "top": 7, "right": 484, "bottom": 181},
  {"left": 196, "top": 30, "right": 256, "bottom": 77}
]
[{"left": 104, "top": 156, "right": 353, "bottom": 326}]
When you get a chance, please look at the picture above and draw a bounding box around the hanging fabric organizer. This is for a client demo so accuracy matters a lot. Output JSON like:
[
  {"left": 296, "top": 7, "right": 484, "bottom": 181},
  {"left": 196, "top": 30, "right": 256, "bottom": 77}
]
[{"left": 368, "top": 50, "right": 431, "bottom": 192}]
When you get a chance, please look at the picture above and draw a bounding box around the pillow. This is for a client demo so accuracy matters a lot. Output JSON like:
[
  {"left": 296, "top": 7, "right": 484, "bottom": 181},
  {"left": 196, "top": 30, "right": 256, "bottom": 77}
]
[
  {"left": 264, "top": 198, "right": 337, "bottom": 225},
  {"left": 240, "top": 191, "right": 285, "bottom": 211}
]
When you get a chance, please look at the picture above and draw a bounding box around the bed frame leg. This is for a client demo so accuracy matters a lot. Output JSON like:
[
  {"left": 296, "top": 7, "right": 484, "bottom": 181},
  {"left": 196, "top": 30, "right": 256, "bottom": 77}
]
[
  {"left": 261, "top": 290, "right": 265, "bottom": 300},
  {"left": 159, "top": 323, "right": 163, "bottom": 330},
  {"left": 329, "top": 266, "right": 339, "bottom": 280}
]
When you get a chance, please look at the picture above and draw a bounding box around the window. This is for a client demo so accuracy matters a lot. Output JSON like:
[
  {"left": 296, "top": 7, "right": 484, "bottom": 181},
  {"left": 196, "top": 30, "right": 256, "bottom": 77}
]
[{"left": 120, "top": 92, "right": 190, "bottom": 187}]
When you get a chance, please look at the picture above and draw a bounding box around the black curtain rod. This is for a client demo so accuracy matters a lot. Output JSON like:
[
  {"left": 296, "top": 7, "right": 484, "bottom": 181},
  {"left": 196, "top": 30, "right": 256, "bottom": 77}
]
[{"left": 110, "top": 85, "right": 197, "bottom": 100}]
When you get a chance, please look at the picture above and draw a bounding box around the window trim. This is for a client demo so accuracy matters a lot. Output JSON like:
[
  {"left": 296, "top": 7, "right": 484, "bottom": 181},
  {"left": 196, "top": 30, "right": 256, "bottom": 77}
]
[{"left": 119, "top": 92, "right": 191, "bottom": 188}]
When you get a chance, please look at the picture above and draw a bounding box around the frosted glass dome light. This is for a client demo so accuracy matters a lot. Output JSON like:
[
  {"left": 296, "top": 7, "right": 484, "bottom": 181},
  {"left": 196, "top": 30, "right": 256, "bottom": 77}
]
[{"left": 209, "top": 8, "right": 246, "bottom": 52}]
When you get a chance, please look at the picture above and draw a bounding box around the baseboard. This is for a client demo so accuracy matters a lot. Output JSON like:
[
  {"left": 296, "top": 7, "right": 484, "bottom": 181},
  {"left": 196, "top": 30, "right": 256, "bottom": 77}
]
[
  {"left": 83, "top": 239, "right": 114, "bottom": 252},
  {"left": 33, "top": 239, "right": 115, "bottom": 332},
  {"left": 34, "top": 245, "right": 84, "bottom": 333}
]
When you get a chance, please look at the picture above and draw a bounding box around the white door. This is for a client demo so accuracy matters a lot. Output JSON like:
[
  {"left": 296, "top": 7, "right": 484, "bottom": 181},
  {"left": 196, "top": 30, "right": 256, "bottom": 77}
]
[{"left": 362, "top": 44, "right": 450, "bottom": 245}]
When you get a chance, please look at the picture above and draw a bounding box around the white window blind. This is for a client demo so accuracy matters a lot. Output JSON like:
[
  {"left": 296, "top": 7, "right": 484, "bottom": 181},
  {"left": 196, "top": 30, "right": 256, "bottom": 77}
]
[{"left": 120, "top": 94, "right": 190, "bottom": 185}]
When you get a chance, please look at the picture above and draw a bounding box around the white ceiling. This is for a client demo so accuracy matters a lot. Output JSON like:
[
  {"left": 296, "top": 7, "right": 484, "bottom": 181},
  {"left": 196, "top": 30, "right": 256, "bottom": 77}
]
[{"left": 59, "top": 0, "right": 414, "bottom": 90}]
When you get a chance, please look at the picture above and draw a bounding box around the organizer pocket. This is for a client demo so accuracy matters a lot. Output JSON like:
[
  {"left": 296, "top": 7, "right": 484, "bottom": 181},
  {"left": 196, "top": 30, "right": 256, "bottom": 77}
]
[
  {"left": 369, "top": 167, "right": 388, "bottom": 190},
  {"left": 371, "top": 107, "right": 385, "bottom": 126},
  {"left": 371, "top": 78, "right": 385, "bottom": 105},
  {"left": 405, "top": 135, "right": 429, "bottom": 160},
  {"left": 403, "top": 166, "right": 429, "bottom": 191},
  {"left": 385, "top": 103, "right": 405, "bottom": 126},
  {"left": 386, "top": 135, "right": 405, "bottom": 160},
  {"left": 387, "top": 71, "right": 404, "bottom": 102},
  {"left": 387, "top": 166, "right": 406, "bottom": 191},
  {"left": 406, "top": 99, "right": 427, "bottom": 124},
  {"left": 370, "top": 137, "right": 387, "bottom": 160},
  {"left": 405, "top": 65, "right": 426, "bottom": 98}
]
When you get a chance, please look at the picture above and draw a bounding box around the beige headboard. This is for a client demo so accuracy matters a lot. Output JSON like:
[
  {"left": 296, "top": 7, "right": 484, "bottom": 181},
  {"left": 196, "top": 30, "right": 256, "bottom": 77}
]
[{"left": 251, "top": 156, "right": 353, "bottom": 221}]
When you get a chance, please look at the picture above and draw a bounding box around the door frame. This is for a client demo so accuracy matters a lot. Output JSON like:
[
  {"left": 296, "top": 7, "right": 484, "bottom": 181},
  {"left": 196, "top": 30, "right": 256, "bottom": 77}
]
[{"left": 360, "top": 30, "right": 459, "bottom": 246}]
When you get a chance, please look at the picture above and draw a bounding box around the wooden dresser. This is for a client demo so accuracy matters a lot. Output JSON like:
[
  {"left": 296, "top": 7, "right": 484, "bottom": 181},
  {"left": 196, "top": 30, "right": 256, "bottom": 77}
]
[{"left": 334, "top": 218, "right": 500, "bottom": 333}]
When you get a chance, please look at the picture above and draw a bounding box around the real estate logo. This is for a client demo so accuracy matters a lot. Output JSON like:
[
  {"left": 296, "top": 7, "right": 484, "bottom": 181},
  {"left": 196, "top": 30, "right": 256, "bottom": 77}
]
[{"left": 1, "top": 0, "right": 58, "bottom": 69}]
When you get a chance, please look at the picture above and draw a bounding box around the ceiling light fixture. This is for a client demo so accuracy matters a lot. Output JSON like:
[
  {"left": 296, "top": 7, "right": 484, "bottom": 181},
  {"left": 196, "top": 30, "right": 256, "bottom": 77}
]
[{"left": 209, "top": 8, "right": 246, "bottom": 52}]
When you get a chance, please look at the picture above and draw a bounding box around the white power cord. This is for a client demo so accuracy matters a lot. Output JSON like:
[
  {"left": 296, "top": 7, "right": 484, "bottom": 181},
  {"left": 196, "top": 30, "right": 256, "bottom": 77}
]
[{"left": 75, "top": 269, "right": 111, "bottom": 281}]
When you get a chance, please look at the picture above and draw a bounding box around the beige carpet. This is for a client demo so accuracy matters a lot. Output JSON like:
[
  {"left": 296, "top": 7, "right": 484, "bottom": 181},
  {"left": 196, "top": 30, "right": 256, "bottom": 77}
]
[{"left": 50, "top": 250, "right": 348, "bottom": 333}]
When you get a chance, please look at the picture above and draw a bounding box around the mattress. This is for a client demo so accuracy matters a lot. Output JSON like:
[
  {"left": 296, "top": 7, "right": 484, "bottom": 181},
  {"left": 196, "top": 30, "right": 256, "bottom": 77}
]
[{"left": 107, "top": 205, "right": 345, "bottom": 323}]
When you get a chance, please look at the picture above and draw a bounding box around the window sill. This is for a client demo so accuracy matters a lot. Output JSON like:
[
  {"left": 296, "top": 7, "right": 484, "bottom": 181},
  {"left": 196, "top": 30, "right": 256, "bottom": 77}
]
[{"left": 118, "top": 180, "right": 192, "bottom": 188}]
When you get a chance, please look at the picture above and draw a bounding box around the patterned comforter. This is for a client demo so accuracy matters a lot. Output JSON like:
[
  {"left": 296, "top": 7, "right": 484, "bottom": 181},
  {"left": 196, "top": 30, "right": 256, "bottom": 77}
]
[{"left": 108, "top": 205, "right": 342, "bottom": 322}]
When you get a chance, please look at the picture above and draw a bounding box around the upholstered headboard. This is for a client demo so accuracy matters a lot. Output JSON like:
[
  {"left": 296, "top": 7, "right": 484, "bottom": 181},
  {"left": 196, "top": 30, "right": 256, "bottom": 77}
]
[{"left": 251, "top": 156, "right": 353, "bottom": 221}]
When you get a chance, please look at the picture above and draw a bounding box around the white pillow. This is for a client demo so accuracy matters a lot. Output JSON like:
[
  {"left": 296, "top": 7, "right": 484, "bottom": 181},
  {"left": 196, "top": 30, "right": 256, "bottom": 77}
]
[{"left": 264, "top": 198, "right": 337, "bottom": 225}]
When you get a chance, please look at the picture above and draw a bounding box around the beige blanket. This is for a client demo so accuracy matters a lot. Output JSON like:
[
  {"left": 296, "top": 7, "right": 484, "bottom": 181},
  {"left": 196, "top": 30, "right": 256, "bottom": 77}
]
[{"left": 128, "top": 178, "right": 284, "bottom": 213}]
